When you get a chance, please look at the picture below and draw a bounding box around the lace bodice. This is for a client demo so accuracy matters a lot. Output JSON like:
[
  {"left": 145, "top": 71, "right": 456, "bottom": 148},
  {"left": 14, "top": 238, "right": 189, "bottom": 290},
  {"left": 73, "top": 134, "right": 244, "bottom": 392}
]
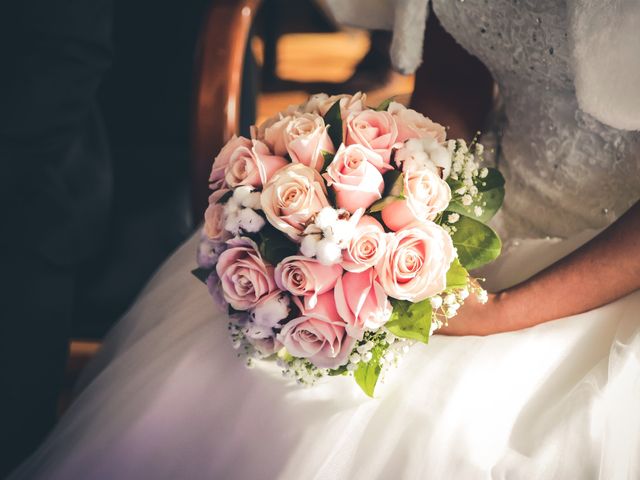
[{"left": 433, "top": 0, "right": 640, "bottom": 240}]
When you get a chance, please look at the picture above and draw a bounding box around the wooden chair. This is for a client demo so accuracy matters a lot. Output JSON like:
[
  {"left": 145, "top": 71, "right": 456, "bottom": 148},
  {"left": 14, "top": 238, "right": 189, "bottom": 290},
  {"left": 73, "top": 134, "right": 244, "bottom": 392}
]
[{"left": 190, "top": 0, "right": 262, "bottom": 221}]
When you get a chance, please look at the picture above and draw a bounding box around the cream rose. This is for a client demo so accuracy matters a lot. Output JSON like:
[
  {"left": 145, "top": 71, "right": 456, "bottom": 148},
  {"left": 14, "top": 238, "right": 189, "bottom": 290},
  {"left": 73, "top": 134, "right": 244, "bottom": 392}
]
[
  {"left": 341, "top": 215, "right": 387, "bottom": 272},
  {"left": 263, "top": 112, "right": 334, "bottom": 171},
  {"left": 381, "top": 169, "right": 451, "bottom": 231},
  {"left": 345, "top": 109, "right": 402, "bottom": 165},
  {"left": 260, "top": 163, "right": 330, "bottom": 241},
  {"left": 216, "top": 237, "right": 277, "bottom": 310},
  {"left": 209, "top": 135, "right": 252, "bottom": 190},
  {"left": 303, "top": 92, "right": 367, "bottom": 117},
  {"left": 388, "top": 102, "right": 447, "bottom": 143},
  {"left": 375, "top": 222, "right": 455, "bottom": 302},
  {"left": 323, "top": 144, "right": 386, "bottom": 213},
  {"left": 224, "top": 140, "right": 288, "bottom": 188},
  {"left": 277, "top": 293, "right": 355, "bottom": 369}
]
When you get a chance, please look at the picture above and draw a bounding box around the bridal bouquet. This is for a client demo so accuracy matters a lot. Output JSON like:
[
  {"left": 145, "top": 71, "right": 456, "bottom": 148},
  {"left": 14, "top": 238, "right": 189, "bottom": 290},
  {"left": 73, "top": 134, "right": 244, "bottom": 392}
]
[{"left": 194, "top": 93, "right": 504, "bottom": 396}]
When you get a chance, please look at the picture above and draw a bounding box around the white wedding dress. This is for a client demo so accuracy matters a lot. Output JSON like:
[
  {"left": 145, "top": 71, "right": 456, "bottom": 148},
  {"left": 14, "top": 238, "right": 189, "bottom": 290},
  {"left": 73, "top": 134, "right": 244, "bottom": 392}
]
[{"left": 11, "top": 1, "right": 640, "bottom": 479}]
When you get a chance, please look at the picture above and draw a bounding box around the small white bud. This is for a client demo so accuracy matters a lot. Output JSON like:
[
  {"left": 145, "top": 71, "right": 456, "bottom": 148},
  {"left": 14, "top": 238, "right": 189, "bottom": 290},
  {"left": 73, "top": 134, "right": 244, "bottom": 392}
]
[
  {"left": 430, "top": 295, "right": 443, "bottom": 309},
  {"left": 459, "top": 288, "right": 469, "bottom": 300},
  {"left": 349, "top": 352, "right": 361, "bottom": 364},
  {"left": 361, "top": 351, "right": 373, "bottom": 362},
  {"left": 444, "top": 293, "right": 457, "bottom": 305},
  {"left": 461, "top": 194, "right": 473, "bottom": 206},
  {"left": 479, "top": 167, "right": 489, "bottom": 178},
  {"left": 347, "top": 363, "right": 358, "bottom": 372},
  {"left": 473, "top": 206, "right": 483, "bottom": 217},
  {"left": 447, "top": 213, "right": 460, "bottom": 224}
]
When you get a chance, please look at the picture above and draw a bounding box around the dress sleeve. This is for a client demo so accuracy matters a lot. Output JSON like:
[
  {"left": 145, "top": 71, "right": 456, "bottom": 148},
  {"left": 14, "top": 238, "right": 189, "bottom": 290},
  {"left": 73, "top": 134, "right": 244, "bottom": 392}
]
[
  {"left": 569, "top": 0, "right": 640, "bottom": 131},
  {"left": 321, "top": 0, "right": 429, "bottom": 74}
]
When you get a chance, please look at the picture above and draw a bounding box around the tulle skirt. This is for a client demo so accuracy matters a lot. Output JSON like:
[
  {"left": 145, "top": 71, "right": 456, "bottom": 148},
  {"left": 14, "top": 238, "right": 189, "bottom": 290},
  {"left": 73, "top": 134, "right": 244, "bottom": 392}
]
[{"left": 10, "top": 232, "right": 640, "bottom": 479}]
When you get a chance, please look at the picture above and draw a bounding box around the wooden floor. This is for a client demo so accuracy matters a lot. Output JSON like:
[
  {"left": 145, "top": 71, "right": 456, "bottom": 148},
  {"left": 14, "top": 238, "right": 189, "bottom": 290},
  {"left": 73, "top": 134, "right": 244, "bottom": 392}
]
[{"left": 65, "top": 30, "right": 414, "bottom": 404}]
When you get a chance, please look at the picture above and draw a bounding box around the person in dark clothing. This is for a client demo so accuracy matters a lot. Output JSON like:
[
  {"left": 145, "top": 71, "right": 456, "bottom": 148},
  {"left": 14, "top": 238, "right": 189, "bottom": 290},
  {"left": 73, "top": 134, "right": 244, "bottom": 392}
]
[{"left": 0, "top": 0, "right": 114, "bottom": 475}]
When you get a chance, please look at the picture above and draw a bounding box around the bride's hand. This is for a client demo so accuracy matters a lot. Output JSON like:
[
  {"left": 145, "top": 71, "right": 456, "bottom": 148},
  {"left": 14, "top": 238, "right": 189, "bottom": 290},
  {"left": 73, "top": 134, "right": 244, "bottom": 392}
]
[{"left": 435, "top": 293, "right": 505, "bottom": 336}]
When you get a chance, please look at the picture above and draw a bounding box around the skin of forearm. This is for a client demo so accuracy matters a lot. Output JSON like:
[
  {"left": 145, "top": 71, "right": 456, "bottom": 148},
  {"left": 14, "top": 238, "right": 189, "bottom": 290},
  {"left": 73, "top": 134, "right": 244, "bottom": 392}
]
[{"left": 496, "top": 201, "right": 640, "bottom": 331}]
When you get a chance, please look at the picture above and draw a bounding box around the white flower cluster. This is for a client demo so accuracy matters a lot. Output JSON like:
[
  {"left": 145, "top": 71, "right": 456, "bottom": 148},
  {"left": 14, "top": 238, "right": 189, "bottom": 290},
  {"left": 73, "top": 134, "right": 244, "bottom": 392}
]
[
  {"left": 429, "top": 280, "right": 489, "bottom": 333},
  {"left": 300, "top": 207, "right": 359, "bottom": 265},
  {"left": 223, "top": 186, "right": 264, "bottom": 235}
]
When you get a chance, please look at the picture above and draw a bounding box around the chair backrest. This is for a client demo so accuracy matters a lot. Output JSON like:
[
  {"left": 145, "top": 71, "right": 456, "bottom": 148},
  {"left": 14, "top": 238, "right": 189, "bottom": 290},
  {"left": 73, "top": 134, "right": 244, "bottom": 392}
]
[{"left": 190, "top": 0, "right": 262, "bottom": 221}]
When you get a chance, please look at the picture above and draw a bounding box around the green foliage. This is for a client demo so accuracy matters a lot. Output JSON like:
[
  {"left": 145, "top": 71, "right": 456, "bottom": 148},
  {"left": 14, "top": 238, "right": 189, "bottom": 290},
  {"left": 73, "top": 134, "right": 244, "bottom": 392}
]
[
  {"left": 191, "top": 267, "right": 212, "bottom": 285},
  {"left": 368, "top": 171, "right": 405, "bottom": 212},
  {"left": 447, "top": 168, "right": 505, "bottom": 223},
  {"left": 375, "top": 97, "right": 395, "bottom": 111},
  {"left": 354, "top": 342, "right": 387, "bottom": 397},
  {"left": 446, "top": 258, "right": 469, "bottom": 290},
  {"left": 386, "top": 298, "right": 432, "bottom": 344},
  {"left": 323, "top": 100, "right": 343, "bottom": 150},
  {"left": 450, "top": 214, "right": 501, "bottom": 270},
  {"left": 321, "top": 150, "right": 335, "bottom": 173},
  {"left": 258, "top": 223, "right": 298, "bottom": 266}
]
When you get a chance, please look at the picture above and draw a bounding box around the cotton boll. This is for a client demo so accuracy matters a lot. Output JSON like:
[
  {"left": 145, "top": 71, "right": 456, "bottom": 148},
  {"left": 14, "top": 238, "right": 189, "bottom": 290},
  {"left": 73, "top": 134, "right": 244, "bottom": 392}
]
[
  {"left": 300, "top": 234, "right": 320, "bottom": 258},
  {"left": 224, "top": 214, "right": 241, "bottom": 235},
  {"left": 315, "top": 207, "right": 338, "bottom": 230},
  {"left": 237, "top": 208, "right": 265, "bottom": 233},
  {"left": 252, "top": 294, "right": 290, "bottom": 328},
  {"left": 327, "top": 219, "right": 355, "bottom": 245},
  {"left": 233, "top": 185, "right": 255, "bottom": 205},
  {"left": 241, "top": 191, "right": 262, "bottom": 210},
  {"left": 243, "top": 323, "right": 273, "bottom": 340},
  {"left": 315, "top": 239, "right": 342, "bottom": 265}
]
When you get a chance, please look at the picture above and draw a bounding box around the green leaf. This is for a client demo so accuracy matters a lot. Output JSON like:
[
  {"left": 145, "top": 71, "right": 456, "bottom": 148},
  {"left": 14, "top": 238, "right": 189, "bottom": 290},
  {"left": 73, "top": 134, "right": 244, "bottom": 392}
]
[
  {"left": 191, "top": 267, "right": 212, "bottom": 284},
  {"left": 328, "top": 365, "right": 348, "bottom": 376},
  {"left": 375, "top": 97, "right": 395, "bottom": 111},
  {"left": 323, "top": 100, "right": 343, "bottom": 150},
  {"left": 386, "top": 298, "right": 432, "bottom": 344},
  {"left": 477, "top": 168, "right": 505, "bottom": 192},
  {"left": 354, "top": 342, "right": 387, "bottom": 397},
  {"left": 368, "top": 171, "right": 405, "bottom": 213},
  {"left": 446, "top": 257, "right": 469, "bottom": 289},
  {"left": 450, "top": 214, "right": 502, "bottom": 270},
  {"left": 320, "top": 150, "right": 335, "bottom": 173},
  {"left": 448, "top": 185, "right": 504, "bottom": 223},
  {"left": 258, "top": 224, "right": 298, "bottom": 266}
]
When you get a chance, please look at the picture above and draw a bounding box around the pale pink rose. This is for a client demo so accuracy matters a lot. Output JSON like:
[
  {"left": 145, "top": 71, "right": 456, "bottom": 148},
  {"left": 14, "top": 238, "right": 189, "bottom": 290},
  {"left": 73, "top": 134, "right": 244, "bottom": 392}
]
[
  {"left": 263, "top": 112, "right": 335, "bottom": 171},
  {"left": 342, "top": 215, "right": 387, "bottom": 272},
  {"left": 322, "top": 144, "right": 386, "bottom": 213},
  {"left": 381, "top": 169, "right": 452, "bottom": 231},
  {"left": 260, "top": 163, "right": 330, "bottom": 241},
  {"left": 303, "top": 92, "right": 367, "bottom": 118},
  {"left": 275, "top": 256, "right": 342, "bottom": 308},
  {"left": 224, "top": 139, "right": 288, "bottom": 188},
  {"left": 334, "top": 269, "right": 392, "bottom": 339},
  {"left": 395, "top": 137, "right": 452, "bottom": 179},
  {"left": 209, "top": 135, "right": 252, "bottom": 190},
  {"left": 345, "top": 110, "right": 402, "bottom": 165},
  {"left": 388, "top": 102, "right": 447, "bottom": 143},
  {"left": 375, "top": 222, "right": 455, "bottom": 302},
  {"left": 277, "top": 293, "right": 355, "bottom": 369},
  {"left": 216, "top": 237, "right": 277, "bottom": 310},
  {"left": 203, "top": 190, "right": 231, "bottom": 241},
  {"left": 251, "top": 105, "right": 301, "bottom": 142}
]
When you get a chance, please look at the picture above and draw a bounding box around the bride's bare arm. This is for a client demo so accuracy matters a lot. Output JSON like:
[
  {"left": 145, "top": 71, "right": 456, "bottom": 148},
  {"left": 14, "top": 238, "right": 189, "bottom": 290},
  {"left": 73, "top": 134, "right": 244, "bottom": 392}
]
[{"left": 439, "top": 201, "right": 640, "bottom": 335}]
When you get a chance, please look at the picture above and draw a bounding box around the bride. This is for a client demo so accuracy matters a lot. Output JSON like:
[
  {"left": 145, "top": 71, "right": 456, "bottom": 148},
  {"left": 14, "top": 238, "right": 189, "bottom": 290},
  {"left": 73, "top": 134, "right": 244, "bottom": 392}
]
[{"left": 11, "top": 1, "right": 640, "bottom": 479}]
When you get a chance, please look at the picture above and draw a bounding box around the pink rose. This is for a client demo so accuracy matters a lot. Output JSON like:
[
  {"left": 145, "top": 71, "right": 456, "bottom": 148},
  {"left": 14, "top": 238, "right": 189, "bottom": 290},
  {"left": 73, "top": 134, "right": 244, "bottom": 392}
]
[
  {"left": 345, "top": 110, "right": 402, "bottom": 165},
  {"left": 376, "top": 222, "right": 455, "bottom": 302},
  {"left": 388, "top": 102, "right": 446, "bottom": 143},
  {"left": 275, "top": 256, "right": 342, "bottom": 308},
  {"left": 260, "top": 163, "right": 330, "bottom": 241},
  {"left": 381, "top": 169, "right": 451, "bottom": 231},
  {"left": 216, "top": 237, "right": 277, "bottom": 310},
  {"left": 203, "top": 189, "right": 231, "bottom": 241},
  {"left": 224, "top": 139, "right": 288, "bottom": 188},
  {"left": 303, "top": 92, "right": 367, "bottom": 118},
  {"left": 323, "top": 144, "right": 387, "bottom": 213},
  {"left": 342, "top": 215, "right": 387, "bottom": 272},
  {"left": 209, "top": 135, "right": 252, "bottom": 190},
  {"left": 277, "top": 293, "right": 355, "bottom": 369},
  {"left": 334, "top": 269, "right": 392, "bottom": 339},
  {"left": 264, "top": 113, "right": 335, "bottom": 171}
]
